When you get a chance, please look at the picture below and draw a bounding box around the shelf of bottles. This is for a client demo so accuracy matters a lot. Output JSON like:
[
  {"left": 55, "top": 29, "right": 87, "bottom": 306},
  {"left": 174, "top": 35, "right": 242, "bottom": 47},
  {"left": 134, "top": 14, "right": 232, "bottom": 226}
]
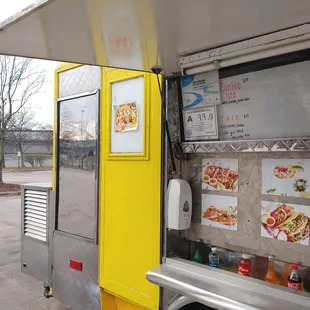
[{"left": 183, "top": 240, "right": 308, "bottom": 292}]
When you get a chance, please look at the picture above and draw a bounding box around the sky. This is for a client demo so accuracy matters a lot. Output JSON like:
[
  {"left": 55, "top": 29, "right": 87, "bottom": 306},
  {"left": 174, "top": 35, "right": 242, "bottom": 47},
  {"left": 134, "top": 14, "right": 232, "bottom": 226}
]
[{"left": 0, "top": 0, "right": 60, "bottom": 126}]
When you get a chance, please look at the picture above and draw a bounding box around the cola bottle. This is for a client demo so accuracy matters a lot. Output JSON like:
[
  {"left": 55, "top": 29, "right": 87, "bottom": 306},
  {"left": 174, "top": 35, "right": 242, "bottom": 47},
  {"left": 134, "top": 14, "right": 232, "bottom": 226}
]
[{"left": 287, "top": 265, "right": 302, "bottom": 291}]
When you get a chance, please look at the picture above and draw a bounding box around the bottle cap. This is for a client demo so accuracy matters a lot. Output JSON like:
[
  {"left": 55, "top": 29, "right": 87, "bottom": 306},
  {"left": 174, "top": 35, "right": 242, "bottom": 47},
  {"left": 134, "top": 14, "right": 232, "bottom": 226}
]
[
  {"left": 292, "top": 264, "right": 298, "bottom": 270},
  {"left": 211, "top": 247, "right": 217, "bottom": 252},
  {"left": 242, "top": 253, "right": 250, "bottom": 259},
  {"left": 196, "top": 239, "right": 201, "bottom": 243}
]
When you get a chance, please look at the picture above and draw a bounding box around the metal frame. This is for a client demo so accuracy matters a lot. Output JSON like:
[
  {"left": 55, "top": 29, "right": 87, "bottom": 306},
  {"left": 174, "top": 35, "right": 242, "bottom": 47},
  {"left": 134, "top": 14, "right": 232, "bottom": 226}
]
[
  {"left": 21, "top": 183, "right": 53, "bottom": 286},
  {"left": 179, "top": 23, "right": 310, "bottom": 74},
  {"left": 159, "top": 77, "right": 168, "bottom": 310},
  {"left": 0, "top": 0, "right": 54, "bottom": 30},
  {"left": 55, "top": 89, "right": 100, "bottom": 243},
  {"left": 147, "top": 258, "right": 310, "bottom": 310},
  {"left": 181, "top": 137, "right": 310, "bottom": 153},
  {"left": 166, "top": 295, "right": 195, "bottom": 310}
]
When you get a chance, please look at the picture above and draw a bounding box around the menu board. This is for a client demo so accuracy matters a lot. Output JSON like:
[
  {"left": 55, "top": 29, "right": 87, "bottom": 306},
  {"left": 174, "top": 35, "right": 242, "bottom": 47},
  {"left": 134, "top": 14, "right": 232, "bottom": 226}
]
[
  {"left": 201, "top": 194, "right": 238, "bottom": 231},
  {"left": 201, "top": 158, "right": 238, "bottom": 192},
  {"left": 261, "top": 201, "right": 310, "bottom": 245},
  {"left": 218, "top": 60, "right": 310, "bottom": 140},
  {"left": 262, "top": 158, "right": 310, "bottom": 199}
]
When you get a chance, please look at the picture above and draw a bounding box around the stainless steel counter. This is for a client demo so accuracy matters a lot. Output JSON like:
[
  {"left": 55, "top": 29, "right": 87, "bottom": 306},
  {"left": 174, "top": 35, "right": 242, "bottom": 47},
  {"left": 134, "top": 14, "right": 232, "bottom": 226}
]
[{"left": 146, "top": 257, "right": 310, "bottom": 310}]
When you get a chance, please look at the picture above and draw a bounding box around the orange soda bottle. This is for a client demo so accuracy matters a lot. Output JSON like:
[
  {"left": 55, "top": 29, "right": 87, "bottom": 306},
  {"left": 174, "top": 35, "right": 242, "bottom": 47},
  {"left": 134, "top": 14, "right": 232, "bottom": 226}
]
[{"left": 264, "top": 255, "right": 278, "bottom": 284}]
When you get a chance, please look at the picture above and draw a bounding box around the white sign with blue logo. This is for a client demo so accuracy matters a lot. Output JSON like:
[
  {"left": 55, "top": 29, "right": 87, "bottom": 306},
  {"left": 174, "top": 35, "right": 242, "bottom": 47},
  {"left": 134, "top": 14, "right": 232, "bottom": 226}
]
[{"left": 181, "top": 70, "right": 220, "bottom": 109}]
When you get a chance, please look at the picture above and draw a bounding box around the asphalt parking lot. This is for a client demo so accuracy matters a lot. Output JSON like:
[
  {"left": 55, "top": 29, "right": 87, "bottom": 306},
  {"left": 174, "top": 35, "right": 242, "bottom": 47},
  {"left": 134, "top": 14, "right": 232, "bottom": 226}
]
[{"left": 0, "top": 171, "right": 65, "bottom": 310}]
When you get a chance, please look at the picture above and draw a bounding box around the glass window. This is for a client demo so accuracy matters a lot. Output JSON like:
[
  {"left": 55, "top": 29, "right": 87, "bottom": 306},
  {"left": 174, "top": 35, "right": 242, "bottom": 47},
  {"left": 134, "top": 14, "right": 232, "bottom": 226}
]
[{"left": 57, "top": 92, "right": 99, "bottom": 240}]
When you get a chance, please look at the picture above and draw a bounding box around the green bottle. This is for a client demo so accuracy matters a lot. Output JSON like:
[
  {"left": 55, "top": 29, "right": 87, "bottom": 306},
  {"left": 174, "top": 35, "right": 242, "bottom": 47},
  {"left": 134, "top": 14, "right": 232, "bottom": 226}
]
[{"left": 193, "top": 239, "right": 203, "bottom": 264}]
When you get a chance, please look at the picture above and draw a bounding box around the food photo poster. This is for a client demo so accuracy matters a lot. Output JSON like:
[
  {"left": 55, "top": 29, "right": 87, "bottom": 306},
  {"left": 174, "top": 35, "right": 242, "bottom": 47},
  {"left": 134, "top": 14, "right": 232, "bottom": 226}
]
[
  {"left": 261, "top": 201, "right": 310, "bottom": 245},
  {"left": 201, "top": 194, "right": 238, "bottom": 231},
  {"left": 262, "top": 158, "right": 310, "bottom": 199},
  {"left": 202, "top": 158, "right": 238, "bottom": 192},
  {"left": 114, "top": 102, "right": 138, "bottom": 133}
]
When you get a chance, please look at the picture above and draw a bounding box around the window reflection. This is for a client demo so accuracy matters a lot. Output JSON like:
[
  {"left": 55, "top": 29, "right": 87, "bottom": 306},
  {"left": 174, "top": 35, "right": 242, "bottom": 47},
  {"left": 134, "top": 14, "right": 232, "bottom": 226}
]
[
  {"left": 57, "top": 94, "right": 98, "bottom": 239},
  {"left": 59, "top": 98, "right": 97, "bottom": 171}
]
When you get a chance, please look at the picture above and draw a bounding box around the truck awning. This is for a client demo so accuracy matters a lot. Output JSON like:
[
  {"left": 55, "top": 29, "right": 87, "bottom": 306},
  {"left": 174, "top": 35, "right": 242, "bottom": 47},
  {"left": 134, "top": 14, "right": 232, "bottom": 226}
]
[{"left": 2, "top": 0, "right": 310, "bottom": 74}]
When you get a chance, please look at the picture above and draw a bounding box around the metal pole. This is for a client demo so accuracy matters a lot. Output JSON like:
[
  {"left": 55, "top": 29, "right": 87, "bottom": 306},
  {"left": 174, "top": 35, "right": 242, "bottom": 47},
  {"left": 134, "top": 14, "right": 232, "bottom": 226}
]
[
  {"left": 167, "top": 295, "right": 195, "bottom": 310},
  {"left": 81, "top": 110, "right": 84, "bottom": 169}
]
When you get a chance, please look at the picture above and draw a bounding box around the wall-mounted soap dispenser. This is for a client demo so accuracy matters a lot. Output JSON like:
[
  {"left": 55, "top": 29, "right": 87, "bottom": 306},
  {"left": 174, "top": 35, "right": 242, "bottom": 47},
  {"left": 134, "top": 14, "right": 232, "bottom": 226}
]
[{"left": 167, "top": 179, "right": 192, "bottom": 230}]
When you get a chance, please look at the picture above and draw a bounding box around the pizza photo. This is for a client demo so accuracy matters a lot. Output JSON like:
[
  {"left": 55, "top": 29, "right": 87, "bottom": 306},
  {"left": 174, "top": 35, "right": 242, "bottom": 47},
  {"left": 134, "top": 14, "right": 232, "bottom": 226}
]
[{"left": 114, "top": 102, "right": 138, "bottom": 133}]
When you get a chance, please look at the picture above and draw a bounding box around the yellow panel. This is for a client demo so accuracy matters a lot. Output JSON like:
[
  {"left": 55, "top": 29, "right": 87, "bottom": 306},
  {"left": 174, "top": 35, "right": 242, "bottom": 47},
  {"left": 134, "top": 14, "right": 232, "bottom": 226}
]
[
  {"left": 101, "top": 290, "right": 145, "bottom": 310},
  {"left": 99, "top": 69, "right": 161, "bottom": 310}
]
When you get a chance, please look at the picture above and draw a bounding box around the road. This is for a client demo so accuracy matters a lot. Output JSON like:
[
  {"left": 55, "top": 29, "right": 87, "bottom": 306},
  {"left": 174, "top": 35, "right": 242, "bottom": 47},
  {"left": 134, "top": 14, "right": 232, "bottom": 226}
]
[
  {"left": 0, "top": 171, "right": 65, "bottom": 310},
  {"left": 4, "top": 170, "right": 52, "bottom": 185}
]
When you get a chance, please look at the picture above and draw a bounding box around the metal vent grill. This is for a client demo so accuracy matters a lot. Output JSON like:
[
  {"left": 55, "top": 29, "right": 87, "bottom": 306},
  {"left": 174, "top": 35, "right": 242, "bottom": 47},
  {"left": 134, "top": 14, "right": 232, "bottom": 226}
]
[{"left": 24, "top": 189, "right": 48, "bottom": 242}]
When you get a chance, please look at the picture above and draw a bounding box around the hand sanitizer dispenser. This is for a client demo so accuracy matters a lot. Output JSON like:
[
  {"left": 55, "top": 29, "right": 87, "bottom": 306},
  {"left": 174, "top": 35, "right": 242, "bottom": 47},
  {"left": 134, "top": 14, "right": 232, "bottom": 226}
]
[{"left": 167, "top": 179, "right": 192, "bottom": 230}]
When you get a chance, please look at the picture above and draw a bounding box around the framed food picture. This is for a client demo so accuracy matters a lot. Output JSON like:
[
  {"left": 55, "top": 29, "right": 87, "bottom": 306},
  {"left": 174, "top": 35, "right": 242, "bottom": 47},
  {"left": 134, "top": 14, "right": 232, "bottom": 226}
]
[
  {"left": 114, "top": 102, "right": 138, "bottom": 133},
  {"left": 262, "top": 159, "right": 310, "bottom": 198},
  {"left": 202, "top": 158, "right": 238, "bottom": 192},
  {"left": 261, "top": 201, "right": 310, "bottom": 245},
  {"left": 201, "top": 195, "right": 238, "bottom": 231}
]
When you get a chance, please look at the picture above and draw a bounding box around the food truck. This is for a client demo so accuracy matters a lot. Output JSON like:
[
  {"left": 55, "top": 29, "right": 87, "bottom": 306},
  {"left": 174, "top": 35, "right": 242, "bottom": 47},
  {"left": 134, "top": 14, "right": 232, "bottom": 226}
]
[{"left": 2, "top": 0, "right": 310, "bottom": 309}]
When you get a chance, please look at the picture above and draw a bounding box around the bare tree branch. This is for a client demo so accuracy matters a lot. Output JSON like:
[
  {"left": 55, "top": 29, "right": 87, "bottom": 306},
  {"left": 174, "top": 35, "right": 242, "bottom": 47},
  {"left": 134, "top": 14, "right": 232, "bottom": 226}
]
[{"left": 0, "top": 56, "right": 46, "bottom": 181}]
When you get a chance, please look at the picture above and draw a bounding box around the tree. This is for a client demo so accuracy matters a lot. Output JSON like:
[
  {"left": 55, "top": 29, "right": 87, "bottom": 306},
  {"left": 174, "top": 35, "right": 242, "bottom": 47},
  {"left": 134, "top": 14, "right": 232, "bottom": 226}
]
[
  {"left": 0, "top": 56, "right": 46, "bottom": 183},
  {"left": 6, "top": 108, "right": 38, "bottom": 167}
]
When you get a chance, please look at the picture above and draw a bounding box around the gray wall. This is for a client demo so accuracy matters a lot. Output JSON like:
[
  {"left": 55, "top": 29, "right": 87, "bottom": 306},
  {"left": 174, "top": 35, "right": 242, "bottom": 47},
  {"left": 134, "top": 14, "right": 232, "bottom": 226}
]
[
  {"left": 5, "top": 142, "right": 52, "bottom": 155},
  {"left": 184, "top": 152, "right": 310, "bottom": 268}
]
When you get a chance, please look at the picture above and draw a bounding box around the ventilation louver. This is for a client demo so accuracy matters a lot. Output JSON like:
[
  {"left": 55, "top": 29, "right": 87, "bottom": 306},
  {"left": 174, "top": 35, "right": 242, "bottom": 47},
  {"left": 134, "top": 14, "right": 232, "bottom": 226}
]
[{"left": 24, "top": 189, "right": 48, "bottom": 242}]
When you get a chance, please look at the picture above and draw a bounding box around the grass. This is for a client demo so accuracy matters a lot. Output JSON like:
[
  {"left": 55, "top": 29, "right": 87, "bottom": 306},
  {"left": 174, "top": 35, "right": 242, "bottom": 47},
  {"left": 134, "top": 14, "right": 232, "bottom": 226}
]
[{"left": 3, "top": 166, "right": 52, "bottom": 172}]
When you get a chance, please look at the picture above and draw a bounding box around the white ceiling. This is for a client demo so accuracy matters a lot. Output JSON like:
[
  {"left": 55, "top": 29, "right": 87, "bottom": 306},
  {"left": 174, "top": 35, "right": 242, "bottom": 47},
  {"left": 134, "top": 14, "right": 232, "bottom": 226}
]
[{"left": 1, "top": 0, "right": 310, "bottom": 73}]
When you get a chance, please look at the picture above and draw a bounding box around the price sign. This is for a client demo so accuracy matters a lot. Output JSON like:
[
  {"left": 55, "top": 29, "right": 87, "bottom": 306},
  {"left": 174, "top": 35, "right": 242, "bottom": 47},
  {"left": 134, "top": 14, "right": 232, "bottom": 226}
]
[{"left": 183, "top": 106, "right": 218, "bottom": 141}]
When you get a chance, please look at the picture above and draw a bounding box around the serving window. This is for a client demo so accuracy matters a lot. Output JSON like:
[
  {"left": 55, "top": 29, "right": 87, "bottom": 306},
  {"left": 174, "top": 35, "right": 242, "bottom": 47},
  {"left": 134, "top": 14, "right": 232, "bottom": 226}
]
[{"left": 166, "top": 49, "right": 310, "bottom": 295}]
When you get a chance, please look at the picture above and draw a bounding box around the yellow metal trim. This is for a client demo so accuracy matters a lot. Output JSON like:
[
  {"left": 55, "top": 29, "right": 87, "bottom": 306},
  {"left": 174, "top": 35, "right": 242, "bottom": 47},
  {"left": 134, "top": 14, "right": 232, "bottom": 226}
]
[
  {"left": 99, "top": 66, "right": 106, "bottom": 288},
  {"left": 106, "top": 70, "right": 150, "bottom": 161},
  {"left": 55, "top": 62, "right": 83, "bottom": 74},
  {"left": 52, "top": 68, "right": 59, "bottom": 189}
]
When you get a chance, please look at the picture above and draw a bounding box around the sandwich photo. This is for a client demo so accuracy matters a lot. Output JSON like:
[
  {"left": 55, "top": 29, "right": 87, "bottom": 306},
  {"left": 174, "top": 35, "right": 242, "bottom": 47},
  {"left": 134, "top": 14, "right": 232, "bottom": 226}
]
[{"left": 261, "top": 202, "right": 310, "bottom": 244}]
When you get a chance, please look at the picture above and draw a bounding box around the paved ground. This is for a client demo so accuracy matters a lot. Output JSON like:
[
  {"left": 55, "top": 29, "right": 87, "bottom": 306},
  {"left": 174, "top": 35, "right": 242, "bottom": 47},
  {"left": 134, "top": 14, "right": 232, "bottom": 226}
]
[
  {"left": 0, "top": 171, "right": 65, "bottom": 310},
  {"left": 3, "top": 170, "right": 52, "bottom": 185}
]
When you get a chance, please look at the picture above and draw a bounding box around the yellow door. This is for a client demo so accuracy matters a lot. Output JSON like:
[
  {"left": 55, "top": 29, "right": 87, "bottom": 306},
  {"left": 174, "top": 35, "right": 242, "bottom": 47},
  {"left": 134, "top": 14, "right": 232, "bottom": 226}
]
[{"left": 99, "top": 69, "right": 162, "bottom": 310}]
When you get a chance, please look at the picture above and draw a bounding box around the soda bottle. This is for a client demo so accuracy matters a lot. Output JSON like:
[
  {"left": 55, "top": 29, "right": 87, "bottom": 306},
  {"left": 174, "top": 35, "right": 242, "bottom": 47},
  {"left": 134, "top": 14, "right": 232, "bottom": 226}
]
[
  {"left": 280, "top": 263, "right": 292, "bottom": 287},
  {"left": 208, "top": 247, "right": 220, "bottom": 268},
  {"left": 192, "top": 240, "right": 203, "bottom": 264},
  {"left": 225, "top": 251, "right": 236, "bottom": 272},
  {"left": 287, "top": 265, "right": 302, "bottom": 291},
  {"left": 238, "top": 253, "right": 251, "bottom": 277},
  {"left": 264, "top": 255, "right": 277, "bottom": 284}
]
